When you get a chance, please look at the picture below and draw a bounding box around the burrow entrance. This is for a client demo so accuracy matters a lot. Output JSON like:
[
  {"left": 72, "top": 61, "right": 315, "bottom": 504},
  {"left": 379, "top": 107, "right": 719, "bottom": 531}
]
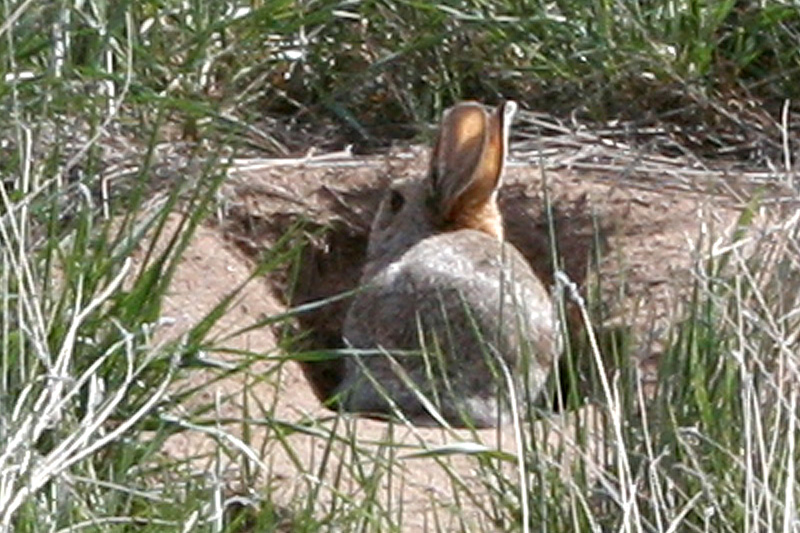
[{"left": 221, "top": 160, "right": 615, "bottom": 407}]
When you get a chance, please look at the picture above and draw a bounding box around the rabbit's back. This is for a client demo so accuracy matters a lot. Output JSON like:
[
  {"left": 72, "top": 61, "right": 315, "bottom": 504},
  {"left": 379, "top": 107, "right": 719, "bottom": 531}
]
[
  {"left": 336, "top": 101, "right": 559, "bottom": 427},
  {"left": 340, "top": 229, "right": 558, "bottom": 426}
]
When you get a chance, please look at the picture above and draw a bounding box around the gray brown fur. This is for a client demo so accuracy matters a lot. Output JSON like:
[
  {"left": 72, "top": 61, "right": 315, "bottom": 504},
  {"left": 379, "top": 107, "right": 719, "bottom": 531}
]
[{"left": 337, "top": 101, "right": 560, "bottom": 427}]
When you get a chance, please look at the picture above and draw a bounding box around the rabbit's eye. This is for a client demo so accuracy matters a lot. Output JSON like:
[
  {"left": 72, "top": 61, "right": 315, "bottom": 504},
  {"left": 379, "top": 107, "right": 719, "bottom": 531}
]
[{"left": 388, "top": 189, "right": 405, "bottom": 214}]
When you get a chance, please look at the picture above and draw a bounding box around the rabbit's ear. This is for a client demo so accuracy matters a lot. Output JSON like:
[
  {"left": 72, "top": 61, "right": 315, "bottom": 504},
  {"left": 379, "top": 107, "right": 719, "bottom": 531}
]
[{"left": 429, "top": 101, "right": 517, "bottom": 227}]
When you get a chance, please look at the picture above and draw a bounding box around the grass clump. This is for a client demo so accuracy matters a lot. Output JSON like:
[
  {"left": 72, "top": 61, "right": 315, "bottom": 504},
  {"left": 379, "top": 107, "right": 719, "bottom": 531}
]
[
  {"left": 6, "top": 0, "right": 797, "bottom": 152},
  {"left": 604, "top": 214, "right": 800, "bottom": 531}
]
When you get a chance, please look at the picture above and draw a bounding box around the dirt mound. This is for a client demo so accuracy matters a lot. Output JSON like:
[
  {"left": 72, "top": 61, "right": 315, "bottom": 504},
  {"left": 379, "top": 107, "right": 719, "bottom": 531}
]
[
  {"left": 146, "top": 143, "right": 794, "bottom": 528},
  {"left": 224, "top": 149, "right": 764, "bottom": 397},
  {"left": 147, "top": 209, "right": 605, "bottom": 530}
]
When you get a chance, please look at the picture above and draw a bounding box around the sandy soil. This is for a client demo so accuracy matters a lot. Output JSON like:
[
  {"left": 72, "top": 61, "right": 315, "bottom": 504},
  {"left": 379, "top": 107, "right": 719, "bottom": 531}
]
[{"left": 140, "top": 143, "right": 793, "bottom": 529}]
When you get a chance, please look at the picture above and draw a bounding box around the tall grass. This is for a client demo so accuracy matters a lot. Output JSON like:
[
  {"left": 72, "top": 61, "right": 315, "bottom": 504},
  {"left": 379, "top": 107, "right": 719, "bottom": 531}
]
[
  {"left": 5, "top": 0, "right": 797, "bottom": 149},
  {"left": 1, "top": 0, "right": 799, "bottom": 531},
  {"left": 622, "top": 214, "right": 800, "bottom": 531}
]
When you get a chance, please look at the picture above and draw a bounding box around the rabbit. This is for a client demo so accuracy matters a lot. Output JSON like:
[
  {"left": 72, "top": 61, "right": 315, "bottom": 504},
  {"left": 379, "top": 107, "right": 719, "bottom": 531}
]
[{"left": 336, "top": 101, "right": 560, "bottom": 428}]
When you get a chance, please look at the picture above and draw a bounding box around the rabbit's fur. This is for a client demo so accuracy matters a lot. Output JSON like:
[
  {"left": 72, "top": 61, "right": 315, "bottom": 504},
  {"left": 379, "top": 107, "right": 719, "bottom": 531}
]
[{"left": 337, "top": 101, "right": 559, "bottom": 427}]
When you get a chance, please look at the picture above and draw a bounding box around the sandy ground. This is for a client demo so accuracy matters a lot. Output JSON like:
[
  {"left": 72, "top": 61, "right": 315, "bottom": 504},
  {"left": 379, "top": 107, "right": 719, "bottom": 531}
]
[{"left": 140, "top": 144, "right": 793, "bottom": 529}]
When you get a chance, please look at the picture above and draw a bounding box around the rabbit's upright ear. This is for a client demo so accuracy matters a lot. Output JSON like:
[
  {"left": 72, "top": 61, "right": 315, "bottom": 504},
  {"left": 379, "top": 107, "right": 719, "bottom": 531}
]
[{"left": 429, "top": 101, "right": 517, "bottom": 234}]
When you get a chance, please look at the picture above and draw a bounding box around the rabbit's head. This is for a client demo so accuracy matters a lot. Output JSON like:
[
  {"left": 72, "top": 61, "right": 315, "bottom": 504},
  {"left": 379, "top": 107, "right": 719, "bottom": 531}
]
[{"left": 364, "top": 101, "right": 517, "bottom": 277}]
